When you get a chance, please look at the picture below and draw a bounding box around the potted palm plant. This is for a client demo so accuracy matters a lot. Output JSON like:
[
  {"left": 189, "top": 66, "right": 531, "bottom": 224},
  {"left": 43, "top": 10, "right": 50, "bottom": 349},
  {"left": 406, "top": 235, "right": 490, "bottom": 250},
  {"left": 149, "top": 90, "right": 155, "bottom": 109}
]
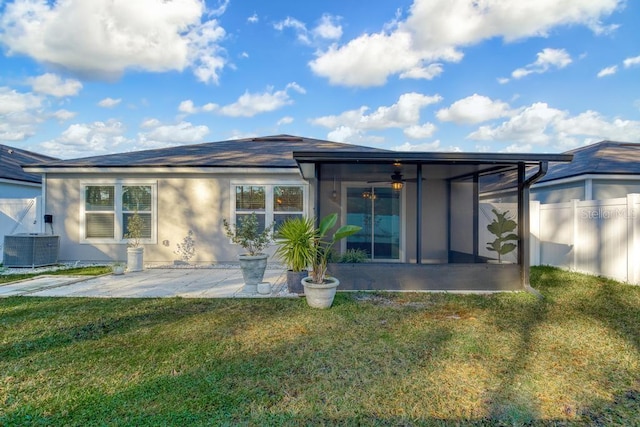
[
  {"left": 223, "top": 213, "right": 274, "bottom": 292},
  {"left": 302, "top": 213, "right": 361, "bottom": 308},
  {"left": 274, "top": 216, "right": 315, "bottom": 295},
  {"left": 486, "top": 208, "right": 518, "bottom": 263},
  {"left": 125, "top": 210, "right": 145, "bottom": 272}
]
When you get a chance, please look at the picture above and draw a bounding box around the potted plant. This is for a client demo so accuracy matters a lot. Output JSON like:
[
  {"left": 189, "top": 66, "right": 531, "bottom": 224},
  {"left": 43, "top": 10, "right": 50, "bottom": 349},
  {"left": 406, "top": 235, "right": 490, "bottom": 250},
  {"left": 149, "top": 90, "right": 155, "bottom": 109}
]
[
  {"left": 274, "top": 216, "right": 315, "bottom": 295},
  {"left": 112, "top": 261, "right": 125, "bottom": 275},
  {"left": 125, "top": 210, "right": 145, "bottom": 272},
  {"left": 223, "top": 213, "right": 274, "bottom": 292},
  {"left": 302, "top": 213, "right": 361, "bottom": 308},
  {"left": 486, "top": 208, "right": 518, "bottom": 263}
]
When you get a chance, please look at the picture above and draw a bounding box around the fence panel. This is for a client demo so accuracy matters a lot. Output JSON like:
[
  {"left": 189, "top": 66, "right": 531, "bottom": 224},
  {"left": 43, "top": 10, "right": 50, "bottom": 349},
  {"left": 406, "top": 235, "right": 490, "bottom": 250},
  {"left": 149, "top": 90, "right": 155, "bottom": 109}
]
[
  {"left": 0, "top": 197, "right": 41, "bottom": 253},
  {"left": 532, "top": 194, "right": 640, "bottom": 284}
]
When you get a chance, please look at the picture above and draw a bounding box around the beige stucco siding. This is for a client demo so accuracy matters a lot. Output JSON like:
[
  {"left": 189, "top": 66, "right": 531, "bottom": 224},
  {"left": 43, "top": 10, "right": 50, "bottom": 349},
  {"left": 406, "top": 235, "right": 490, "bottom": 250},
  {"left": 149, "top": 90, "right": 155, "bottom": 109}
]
[{"left": 44, "top": 171, "right": 307, "bottom": 264}]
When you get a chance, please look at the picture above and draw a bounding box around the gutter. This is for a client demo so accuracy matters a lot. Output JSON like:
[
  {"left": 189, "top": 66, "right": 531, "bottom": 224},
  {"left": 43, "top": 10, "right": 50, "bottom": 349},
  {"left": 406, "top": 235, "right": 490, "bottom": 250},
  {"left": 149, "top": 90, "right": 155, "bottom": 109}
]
[{"left": 520, "top": 161, "right": 548, "bottom": 297}]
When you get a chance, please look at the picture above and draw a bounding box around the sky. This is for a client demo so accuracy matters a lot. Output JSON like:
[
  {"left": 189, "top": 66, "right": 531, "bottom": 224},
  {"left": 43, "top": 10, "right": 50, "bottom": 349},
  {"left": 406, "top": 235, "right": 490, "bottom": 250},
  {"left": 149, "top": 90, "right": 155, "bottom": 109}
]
[{"left": 0, "top": 0, "right": 639, "bottom": 160}]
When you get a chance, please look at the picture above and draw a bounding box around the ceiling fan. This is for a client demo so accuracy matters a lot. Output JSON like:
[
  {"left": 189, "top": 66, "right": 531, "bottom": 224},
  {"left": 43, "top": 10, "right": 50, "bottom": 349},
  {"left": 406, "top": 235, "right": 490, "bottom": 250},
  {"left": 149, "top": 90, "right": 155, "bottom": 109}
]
[{"left": 367, "top": 170, "right": 421, "bottom": 191}]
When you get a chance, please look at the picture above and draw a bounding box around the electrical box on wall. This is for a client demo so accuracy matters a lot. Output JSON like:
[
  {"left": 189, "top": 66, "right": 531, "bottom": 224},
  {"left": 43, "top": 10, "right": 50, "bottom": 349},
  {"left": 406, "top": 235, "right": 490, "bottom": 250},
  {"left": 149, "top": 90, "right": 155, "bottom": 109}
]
[{"left": 44, "top": 214, "right": 53, "bottom": 224}]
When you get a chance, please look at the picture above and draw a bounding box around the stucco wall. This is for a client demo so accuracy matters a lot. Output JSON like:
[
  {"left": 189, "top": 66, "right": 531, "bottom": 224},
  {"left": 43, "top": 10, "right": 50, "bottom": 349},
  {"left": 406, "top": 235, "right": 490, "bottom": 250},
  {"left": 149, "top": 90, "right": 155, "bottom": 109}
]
[{"left": 45, "top": 171, "right": 306, "bottom": 264}]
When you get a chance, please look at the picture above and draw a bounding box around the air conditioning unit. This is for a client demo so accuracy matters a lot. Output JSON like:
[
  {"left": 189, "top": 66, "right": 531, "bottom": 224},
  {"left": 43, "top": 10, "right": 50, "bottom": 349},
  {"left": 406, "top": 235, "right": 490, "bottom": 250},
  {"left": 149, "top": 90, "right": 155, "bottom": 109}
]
[{"left": 3, "top": 234, "right": 60, "bottom": 267}]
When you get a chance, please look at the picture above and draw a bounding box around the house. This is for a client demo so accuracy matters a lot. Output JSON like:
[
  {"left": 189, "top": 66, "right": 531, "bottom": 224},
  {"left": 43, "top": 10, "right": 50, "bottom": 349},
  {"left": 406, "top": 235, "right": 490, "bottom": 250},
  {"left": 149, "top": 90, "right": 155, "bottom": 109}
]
[
  {"left": 531, "top": 140, "right": 640, "bottom": 203},
  {"left": 1, "top": 144, "right": 57, "bottom": 239},
  {"left": 24, "top": 135, "right": 571, "bottom": 291},
  {"left": 1, "top": 144, "right": 56, "bottom": 198}
]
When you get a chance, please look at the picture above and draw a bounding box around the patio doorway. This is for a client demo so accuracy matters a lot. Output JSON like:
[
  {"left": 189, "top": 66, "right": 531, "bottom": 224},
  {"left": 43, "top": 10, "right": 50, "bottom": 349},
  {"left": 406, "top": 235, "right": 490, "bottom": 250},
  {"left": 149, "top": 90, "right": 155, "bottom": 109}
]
[{"left": 343, "top": 185, "right": 402, "bottom": 261}]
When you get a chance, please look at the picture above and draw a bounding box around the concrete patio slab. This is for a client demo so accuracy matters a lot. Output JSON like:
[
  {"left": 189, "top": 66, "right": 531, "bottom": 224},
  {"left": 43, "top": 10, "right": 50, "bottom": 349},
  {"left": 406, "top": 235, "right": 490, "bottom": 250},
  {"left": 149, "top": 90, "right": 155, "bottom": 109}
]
[{"left": 0, "top": 267, "right": 296, "bottom": 298}]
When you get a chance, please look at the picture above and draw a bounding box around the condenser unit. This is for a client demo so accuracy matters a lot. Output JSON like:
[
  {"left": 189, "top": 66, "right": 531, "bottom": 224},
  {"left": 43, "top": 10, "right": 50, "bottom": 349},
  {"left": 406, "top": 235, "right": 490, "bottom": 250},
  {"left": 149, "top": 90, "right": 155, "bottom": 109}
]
[{"left": 3, "top": 234, "right": 59, "bottom": 267}]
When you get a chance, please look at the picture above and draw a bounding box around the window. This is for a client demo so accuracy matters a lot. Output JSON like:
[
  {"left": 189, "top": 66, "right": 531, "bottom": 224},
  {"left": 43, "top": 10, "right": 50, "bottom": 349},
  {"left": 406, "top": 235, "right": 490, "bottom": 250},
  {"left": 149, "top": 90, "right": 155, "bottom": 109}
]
[
  {"left": 232, "top": 183, "right": 306, "bottom": 232},
  {"left": 82, "top": 182, "right": 156, "bottom": 243}
]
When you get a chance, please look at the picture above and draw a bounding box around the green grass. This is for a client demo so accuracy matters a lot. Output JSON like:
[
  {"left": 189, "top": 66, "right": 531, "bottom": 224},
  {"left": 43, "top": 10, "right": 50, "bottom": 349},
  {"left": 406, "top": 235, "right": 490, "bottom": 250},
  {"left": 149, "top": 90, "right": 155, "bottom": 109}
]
[
  {"left": 0, "top": 265, "right": 112, "bottom": 284},
  {"left": 1, "top": 266, "right": 639, "bottom": 426}
]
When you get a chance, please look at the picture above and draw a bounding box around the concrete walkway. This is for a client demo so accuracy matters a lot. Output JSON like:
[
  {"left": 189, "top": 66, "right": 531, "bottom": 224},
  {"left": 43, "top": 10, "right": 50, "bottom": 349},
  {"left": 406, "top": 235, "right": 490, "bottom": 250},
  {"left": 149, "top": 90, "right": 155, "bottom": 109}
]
[{"left": 0, "top": 267, "right": 295, "bottom": 298}]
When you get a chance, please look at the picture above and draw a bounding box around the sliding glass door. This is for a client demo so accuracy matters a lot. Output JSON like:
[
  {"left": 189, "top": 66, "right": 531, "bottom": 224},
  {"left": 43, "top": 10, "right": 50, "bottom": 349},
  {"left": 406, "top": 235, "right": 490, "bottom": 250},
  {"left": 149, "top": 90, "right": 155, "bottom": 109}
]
[{"left": 345, "top": 186, "right": 401, "bottom": 260}]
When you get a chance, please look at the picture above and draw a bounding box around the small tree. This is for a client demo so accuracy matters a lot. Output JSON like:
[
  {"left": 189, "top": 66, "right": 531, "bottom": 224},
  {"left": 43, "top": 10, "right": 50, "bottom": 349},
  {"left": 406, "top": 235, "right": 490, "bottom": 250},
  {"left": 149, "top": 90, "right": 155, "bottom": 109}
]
[
  {"left": 124, "top": 210, "right": 145, "bottom": 248},
  {"left": 486, "top": 209, "right": 518, "bottom": 263},
  {"left": 222, "top": 213, "right": 274, "bottom": 256}
]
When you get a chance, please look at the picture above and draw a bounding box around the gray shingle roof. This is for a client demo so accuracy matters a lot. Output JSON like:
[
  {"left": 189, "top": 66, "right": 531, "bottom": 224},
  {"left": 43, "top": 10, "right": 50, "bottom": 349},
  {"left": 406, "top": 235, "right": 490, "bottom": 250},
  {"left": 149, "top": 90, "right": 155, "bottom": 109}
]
[
  {"left": 539, "top": 140, "right": 640, "bottom": 183},
  {"left": 26, "top": 135, "right": 391, "bottom": 169},
  {"left": 0, "top": 144, "right": 58, "bottom": 184}
]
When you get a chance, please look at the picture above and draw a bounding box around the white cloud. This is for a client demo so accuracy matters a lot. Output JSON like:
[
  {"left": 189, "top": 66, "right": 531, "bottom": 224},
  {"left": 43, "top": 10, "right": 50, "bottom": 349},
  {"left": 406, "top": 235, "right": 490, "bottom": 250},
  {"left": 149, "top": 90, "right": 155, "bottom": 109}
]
[
  {"left": 98, "top": 97, "right": 122, "bottom": 108},
  {"left": 437, "top": 94, "right": 512, "bottom": 124},
  {"left": 312, "top": 14, "right": 342, "bottom": 40},
  {"left": 178, "top": 100, "right": 198, "bottom": 114},
  {"left": 218, "top": 83, "right": 305, "bottom": 117},
  {"left": 310, "top": 0, "right": 621, "bottom": 87},
  {"left": 28, "top": 73, "right": 82, "bottom": 97},
  {"left": 597, "top": 65, "right": 618, "bottom": 77},
  {"left": 312, "top": 93, "right": 442, "bottom": 131},
  {"left": 468, "top": 102, "right": 640, "bottom": 150},
  {"left": 38, "top": 119, "right": 131, "bottom": 158},
  {"left": 140, "top": 120, "right": 209, "bottom": 143},
  {"left": 51, "top": 109, "right": 76, "bottom": 121},
  {"left": 274, "top": 17, "right": 310, "bottom": 44},
  {"left": 623, "top": 55, "right": 640, "bottom": 68},
  {"left": 277, "top": 116, "right": 294, "bottom": 126},
  {"left": 0, "top": 0, "right": 228, "bottom": 84},
  {"left": 399, "top": 63, "right": 444, "bottom": 80},
  {"left": 0, "top": 87, "right": 42, "bottom": 115},
  {"left": 391, "top": 140, "right": 463, "bottom": 152},
  {"left": 403, "top": 123, "right": 437, "bottom": 139},
  {"left": 247, "top": 13, "right": 258, "bottom": 24},
  {"left": 511, "top": 48, "right": 572, "bottom": 80},
  {"left": 140, "top": 118, "right": 161, "bottom": 128}
]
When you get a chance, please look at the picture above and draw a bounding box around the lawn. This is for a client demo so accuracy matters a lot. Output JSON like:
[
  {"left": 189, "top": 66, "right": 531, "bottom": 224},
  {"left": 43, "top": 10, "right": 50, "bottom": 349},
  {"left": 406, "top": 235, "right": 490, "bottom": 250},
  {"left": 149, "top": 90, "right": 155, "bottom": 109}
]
[{"left": 1, "top": 266, "right": 638, "bottom": 426}]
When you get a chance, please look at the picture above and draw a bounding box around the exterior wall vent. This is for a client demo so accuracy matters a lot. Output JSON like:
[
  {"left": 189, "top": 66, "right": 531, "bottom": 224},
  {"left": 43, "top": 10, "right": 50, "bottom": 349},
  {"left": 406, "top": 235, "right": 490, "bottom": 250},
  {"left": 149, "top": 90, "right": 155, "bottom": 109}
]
[{"left": 2, "top": 234, "right": 59, "bottom": 267}]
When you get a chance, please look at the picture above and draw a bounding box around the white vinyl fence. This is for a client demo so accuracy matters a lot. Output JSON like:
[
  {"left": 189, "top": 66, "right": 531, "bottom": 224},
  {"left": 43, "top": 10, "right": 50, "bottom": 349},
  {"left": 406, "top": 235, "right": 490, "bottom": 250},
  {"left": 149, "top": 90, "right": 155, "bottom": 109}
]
[
  {"left": 0, "top": 197, "right": 42, "bottom": 253},
  {"left": 530, "top": 194, "right": 640, "bottom": 284}
]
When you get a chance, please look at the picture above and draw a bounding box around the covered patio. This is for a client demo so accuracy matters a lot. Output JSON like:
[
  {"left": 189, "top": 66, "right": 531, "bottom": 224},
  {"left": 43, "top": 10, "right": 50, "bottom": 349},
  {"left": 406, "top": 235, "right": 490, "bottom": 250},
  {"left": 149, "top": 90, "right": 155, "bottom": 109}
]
[{"left": 293, "top": 150, "right": 572, "bottom": 291}]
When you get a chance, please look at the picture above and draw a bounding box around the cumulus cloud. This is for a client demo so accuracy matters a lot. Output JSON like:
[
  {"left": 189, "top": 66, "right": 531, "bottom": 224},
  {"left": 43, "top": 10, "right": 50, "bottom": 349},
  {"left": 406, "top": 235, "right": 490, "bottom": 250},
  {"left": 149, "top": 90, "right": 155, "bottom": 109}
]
[
  {"left": 391, "top": 140, "right": 463, "bottom": 152},
  {"left": 310, "top": 0, "right": 621, "bottom": 87},
  {"left": 98, "top": 97, "right": 122, "bottom": 108},
  {"left": 218, "top": 83, "right": 305, "bottom": 117},
  {"left": 38, "top": 119, "right": 131, "bottom": 158},
  {"left": 0, "top": 0, "right": 228, "bottom": 84},
  {"left": 312, "top": 14, "right": 342, "bottom": 40},
  {"left": 28, "top": 73, "right": 82, "bottom": 97},
  {"left": 597, "top": 65, "right": 618, "bottom": 77},
  {"left": 510, "top": 48, "right": 572, "bottom": 80},
  {"left": 437, "top": 94, "right": 512, "bottom": 124},
  {"left": 403, "top": 123, "right": 437, "bottom": 139},
  {"left": 0, "top": 87, "right": 42, "bottom": 115},
  {"left": 468, "top": 102, "right": 640, "bottom": 150},
  {"left": 247, "top": 13, "right": 258, "bottom": 24},
  {"left": 51, "top": 109, "right": 76, "bottom": 121},
  {"left": 312, "top": 93, "right": 442, "bottom": 131},
  {"left": 140, "top": 120, "right": 209, "bottom": 144}
]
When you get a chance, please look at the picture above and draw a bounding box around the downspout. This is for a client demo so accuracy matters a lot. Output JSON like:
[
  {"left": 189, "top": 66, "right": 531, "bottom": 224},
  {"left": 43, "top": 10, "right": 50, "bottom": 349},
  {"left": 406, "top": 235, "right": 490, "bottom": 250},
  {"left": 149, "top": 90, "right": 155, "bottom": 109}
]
[{"left": 519, "top": 161, "right": 548, "bottom": 296}]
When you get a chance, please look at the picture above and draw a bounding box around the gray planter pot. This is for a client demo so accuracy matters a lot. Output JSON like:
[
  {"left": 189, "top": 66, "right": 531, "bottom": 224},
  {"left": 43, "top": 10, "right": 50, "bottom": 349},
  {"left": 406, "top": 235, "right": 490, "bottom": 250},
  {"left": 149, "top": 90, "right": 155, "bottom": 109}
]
[
  {"left": 239, "top": 254, "right": 268, "bottom": 293},
  {"left": 302, "top": 276, "right": 340, "bottom": 309},
  {"left": 127, "top": 247, "right": 144, "bottom": 272},
  {"left": 287, "top": 270, "right": 308, "bottom": 295}
]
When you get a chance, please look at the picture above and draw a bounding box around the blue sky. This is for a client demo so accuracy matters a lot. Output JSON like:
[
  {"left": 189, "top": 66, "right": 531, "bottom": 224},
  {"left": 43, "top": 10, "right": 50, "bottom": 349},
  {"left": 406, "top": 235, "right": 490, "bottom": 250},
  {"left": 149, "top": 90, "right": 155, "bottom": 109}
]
[{"left": 0, "top": 0, "right": 638, "bottom": 159}]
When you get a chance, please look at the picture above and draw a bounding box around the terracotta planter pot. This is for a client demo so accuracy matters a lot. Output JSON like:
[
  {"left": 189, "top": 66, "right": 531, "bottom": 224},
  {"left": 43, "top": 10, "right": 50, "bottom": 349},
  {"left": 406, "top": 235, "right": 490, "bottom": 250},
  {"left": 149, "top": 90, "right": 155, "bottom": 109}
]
[{"left": 302, "top": 276, "right": 339, "bottom": 309}]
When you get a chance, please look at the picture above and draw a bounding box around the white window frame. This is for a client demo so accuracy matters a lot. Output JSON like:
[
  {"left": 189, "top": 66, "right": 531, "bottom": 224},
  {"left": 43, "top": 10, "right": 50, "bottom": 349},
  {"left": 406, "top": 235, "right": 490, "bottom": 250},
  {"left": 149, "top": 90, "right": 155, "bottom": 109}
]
[
  {"left": 80, "top": 180, "right": 158, "bottom": 244},
  {"left": 230, "top": 180, "right": 309, "bottom": 231}
]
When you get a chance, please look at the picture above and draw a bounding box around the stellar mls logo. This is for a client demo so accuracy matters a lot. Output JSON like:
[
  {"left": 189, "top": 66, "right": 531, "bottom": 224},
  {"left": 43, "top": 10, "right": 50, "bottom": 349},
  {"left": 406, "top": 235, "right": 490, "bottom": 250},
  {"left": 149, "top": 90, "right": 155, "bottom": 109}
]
[{"left": 580, "top": 208, "right": 637, "bottom": 220}]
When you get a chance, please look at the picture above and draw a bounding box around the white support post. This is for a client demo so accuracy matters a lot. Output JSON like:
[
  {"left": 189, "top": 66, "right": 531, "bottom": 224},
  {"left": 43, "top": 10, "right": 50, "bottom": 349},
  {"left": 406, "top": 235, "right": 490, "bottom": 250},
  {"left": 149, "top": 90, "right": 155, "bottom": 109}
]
[
  {"left": 628, "top": 194, "right": 640, "bottom": 284},
  {"left": 530, "top": 200, "right": 540, "bottom": 266},
  {"left": 571, "top": 199, "right": 579, "bottom": 272}
]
